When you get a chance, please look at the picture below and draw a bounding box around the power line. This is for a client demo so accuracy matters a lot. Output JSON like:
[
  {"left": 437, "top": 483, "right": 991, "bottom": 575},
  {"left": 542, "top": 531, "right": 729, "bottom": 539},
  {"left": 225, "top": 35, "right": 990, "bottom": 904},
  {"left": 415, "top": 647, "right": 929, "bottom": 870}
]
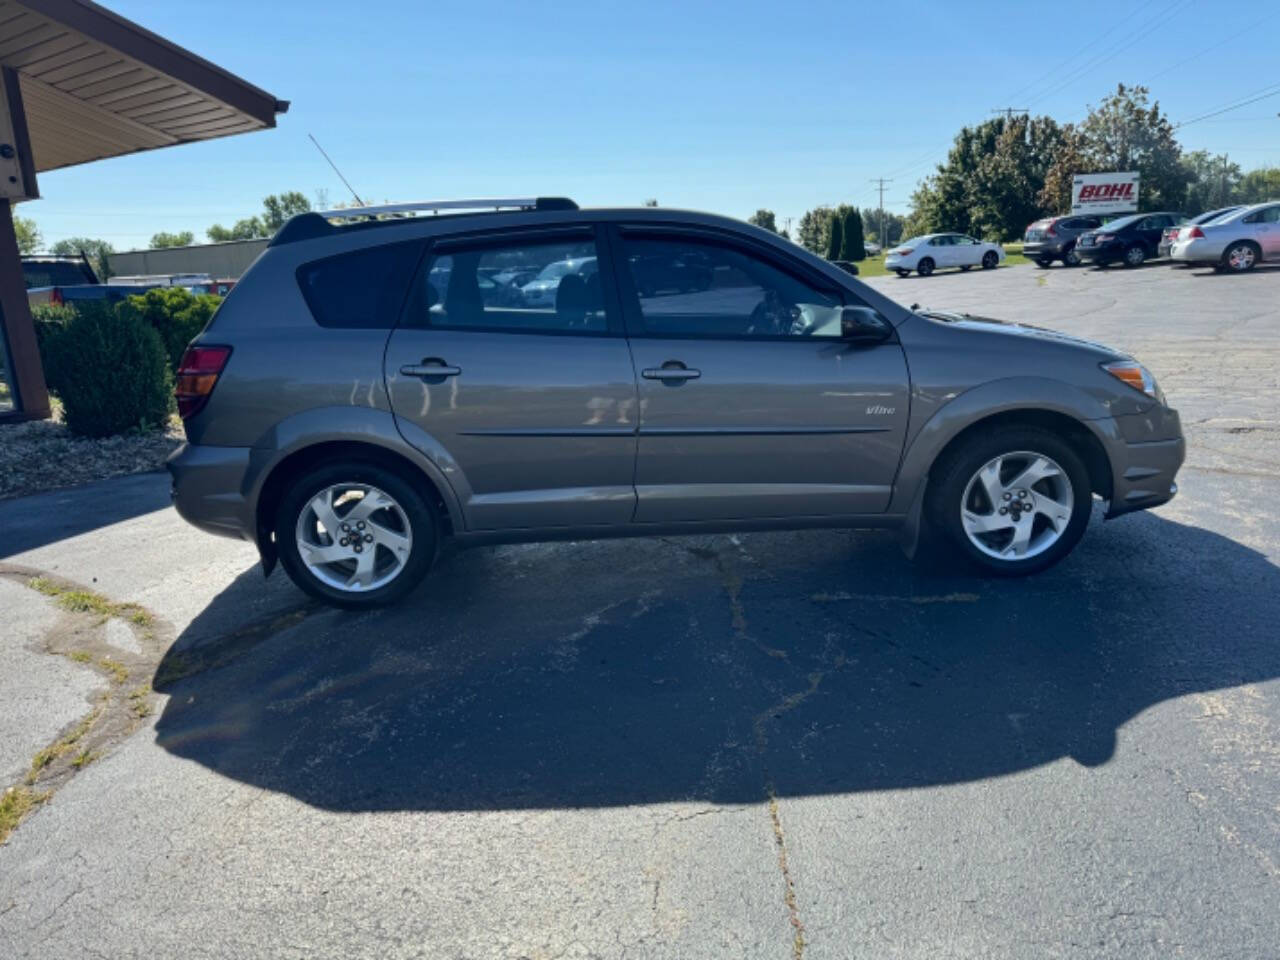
[
  {"left": 1144, "top": 11, "right": 1278, "bottom": 86},
  {"left": 991, "top": 108, "right": 1029, "bottom": 122},
  {"left": 1174, "top": 83, "right": 1280, "bottom": 130}
]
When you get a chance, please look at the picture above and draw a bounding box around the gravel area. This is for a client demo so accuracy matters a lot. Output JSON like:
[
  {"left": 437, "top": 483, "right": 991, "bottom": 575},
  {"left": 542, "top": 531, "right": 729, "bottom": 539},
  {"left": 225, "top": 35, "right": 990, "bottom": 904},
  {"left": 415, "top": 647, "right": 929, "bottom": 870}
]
[{"left": 0, "top": 407, "right": 183, "bottom": 500}]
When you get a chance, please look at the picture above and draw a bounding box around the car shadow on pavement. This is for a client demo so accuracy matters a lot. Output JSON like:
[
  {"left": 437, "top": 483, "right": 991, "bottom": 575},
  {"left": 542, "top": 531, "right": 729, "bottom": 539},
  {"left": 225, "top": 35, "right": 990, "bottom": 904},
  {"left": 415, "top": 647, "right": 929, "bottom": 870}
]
[{"left": 153, "top": 511, "right": 1279, "bottom": 812}]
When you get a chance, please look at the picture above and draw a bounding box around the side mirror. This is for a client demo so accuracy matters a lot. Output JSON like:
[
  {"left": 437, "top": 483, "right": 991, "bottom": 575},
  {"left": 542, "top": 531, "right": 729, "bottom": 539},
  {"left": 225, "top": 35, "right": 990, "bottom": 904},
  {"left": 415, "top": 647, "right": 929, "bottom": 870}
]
[{"left": 841, "top": 305, "right": 892, "bottom": 343}]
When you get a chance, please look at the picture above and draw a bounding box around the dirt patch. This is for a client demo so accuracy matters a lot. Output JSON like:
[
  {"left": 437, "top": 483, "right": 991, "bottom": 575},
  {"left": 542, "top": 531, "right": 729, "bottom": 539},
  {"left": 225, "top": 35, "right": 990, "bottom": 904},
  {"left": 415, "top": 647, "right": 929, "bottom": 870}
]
[{"left": 0, "top": 404, "right": 183, "bottom": 501}]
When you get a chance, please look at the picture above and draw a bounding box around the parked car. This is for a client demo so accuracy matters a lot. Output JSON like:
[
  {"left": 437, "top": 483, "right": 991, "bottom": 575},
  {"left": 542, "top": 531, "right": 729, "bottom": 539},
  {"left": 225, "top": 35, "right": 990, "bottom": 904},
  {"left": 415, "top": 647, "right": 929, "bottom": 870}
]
[
  {"left": 1159, "top": 206, "right": 1243, "bottom": 259},
  {"left": 520, "top": 256, "right": 598, "bottom": 306},
  {"left": 884, "top": 233, "right": 1005, "bottom": 277},
  {"left": 168, "top": 197, "right": 1184, "bottom": 607},
  {"left": 863, "top": 241, "right": 883, "bottom": 256},
  {"left": 1022, "top": 215, "right": 1102, "bottom": 267},
  {"left": 1169, "top": 201, "right": 1280, "bottom": 272},
  {"left": 1076, "top": 211, "right": 1185, "bottom": 267},
  {"left": 21, "top": 254, "right": 98, "bottom": 290}
]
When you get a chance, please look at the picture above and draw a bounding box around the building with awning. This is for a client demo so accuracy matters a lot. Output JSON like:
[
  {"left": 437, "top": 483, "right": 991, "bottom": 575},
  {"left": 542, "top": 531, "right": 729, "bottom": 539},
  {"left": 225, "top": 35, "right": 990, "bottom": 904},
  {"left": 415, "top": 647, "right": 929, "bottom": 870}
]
[{"left": 0, "top": 0, "right": 287, "bottom": 422}]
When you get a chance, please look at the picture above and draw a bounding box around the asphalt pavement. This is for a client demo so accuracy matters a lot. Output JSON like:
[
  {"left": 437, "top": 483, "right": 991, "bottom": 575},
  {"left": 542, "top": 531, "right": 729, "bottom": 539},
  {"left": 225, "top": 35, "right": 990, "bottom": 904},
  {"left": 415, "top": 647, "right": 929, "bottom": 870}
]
[{"left": 1, "top": 259, "right": 1277, "bottom": 959}]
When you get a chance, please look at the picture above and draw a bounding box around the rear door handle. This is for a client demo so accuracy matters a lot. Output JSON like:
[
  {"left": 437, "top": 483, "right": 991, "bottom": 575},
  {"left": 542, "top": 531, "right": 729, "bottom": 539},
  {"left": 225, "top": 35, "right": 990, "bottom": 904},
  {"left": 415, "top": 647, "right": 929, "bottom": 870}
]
[
  {"left": 642, "top": 364, "right": 701, "bottom": 382},
  {"left": 401, "top": 360, "right": 461, "bottom": 378}
]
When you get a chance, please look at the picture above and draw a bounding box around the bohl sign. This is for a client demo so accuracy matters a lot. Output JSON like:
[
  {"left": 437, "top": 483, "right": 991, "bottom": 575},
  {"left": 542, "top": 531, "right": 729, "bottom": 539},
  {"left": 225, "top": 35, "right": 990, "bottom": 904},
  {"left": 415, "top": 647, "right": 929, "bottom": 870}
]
[{"left": 1071, "top": 172, "right": 1140, "bottom": 214}]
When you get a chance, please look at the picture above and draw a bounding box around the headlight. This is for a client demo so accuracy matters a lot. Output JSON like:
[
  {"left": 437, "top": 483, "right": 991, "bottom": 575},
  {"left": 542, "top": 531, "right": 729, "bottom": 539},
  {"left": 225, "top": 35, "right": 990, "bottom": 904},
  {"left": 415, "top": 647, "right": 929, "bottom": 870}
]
[{"left": 1102, "top": 360, "right": 1164, "bottom": 404}]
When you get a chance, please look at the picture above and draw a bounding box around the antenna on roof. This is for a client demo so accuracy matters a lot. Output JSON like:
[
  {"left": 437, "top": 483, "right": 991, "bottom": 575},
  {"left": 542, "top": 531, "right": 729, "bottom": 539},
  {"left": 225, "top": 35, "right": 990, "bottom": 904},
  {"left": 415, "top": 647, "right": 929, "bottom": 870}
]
[{"left": 308, "top": 133, "right": 365, "bottom": 206}]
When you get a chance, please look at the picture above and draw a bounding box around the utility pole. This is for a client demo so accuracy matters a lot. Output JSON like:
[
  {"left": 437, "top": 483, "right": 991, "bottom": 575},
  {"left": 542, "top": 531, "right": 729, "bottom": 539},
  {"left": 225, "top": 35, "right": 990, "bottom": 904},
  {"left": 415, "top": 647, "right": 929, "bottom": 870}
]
[
  {"left": 869, "top": 177, "right": 892, "bottom": 250},
  {"left": 991, "top": 107, "right": 1029, "bottom": 122},
  {"left": 781, "top": 216, "right": 793, "bottom": 238}
]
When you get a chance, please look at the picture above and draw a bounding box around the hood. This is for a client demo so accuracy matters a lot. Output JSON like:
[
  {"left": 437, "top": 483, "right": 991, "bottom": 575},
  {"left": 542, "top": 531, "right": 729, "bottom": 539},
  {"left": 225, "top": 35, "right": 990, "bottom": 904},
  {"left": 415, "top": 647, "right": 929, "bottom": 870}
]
[{"left": 919, "top": 310, "right": 1126, "bottom": 359}]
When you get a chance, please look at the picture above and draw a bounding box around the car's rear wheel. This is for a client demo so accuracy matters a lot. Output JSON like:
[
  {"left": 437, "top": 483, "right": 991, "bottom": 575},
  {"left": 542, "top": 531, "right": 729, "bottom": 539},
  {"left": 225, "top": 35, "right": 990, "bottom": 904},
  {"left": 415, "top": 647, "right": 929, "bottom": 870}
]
[
  {"left": 276, "top": 462, "right": 437, "bottom": 608},
  {"left": 1123, "top": 244, "right": 1146, "bottom": 267},
  {"left": 1062, "top": 245, "right": 1081, "bottom": 267},
  {"left": 917, "top": 257, "right": 935, "bottom": 277},
  {"left": 1036, "top": 257, "right": 1053, "bottom": 268},
  {"left": 982, "top": 251, "right": 999, "bottom": 270},
  {"left": 926, "top": 427, "right": 1091, "bottom": 576},
  {"left": 1223, "top": 241, "right": 1259, "bottom": 272},
  {"left": 895, "top": 269, "right": 910, "bottom": 278}
]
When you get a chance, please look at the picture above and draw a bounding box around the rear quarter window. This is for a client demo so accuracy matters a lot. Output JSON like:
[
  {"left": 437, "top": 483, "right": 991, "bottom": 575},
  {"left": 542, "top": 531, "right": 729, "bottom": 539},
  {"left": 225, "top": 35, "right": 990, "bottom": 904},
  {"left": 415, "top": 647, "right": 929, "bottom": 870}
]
[{"left": 297, "top": 241, "right": 424, "bottom": 328}]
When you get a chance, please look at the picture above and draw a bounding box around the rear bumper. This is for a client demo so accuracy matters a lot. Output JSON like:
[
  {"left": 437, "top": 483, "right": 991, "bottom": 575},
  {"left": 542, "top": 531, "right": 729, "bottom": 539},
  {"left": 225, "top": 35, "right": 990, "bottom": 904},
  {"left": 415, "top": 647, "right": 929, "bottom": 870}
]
[
  {"left": 1170, "top": 238, "right": 1222, "bottom": 263},
  {"left": 1078, "top": 241, "right": 1124, "bottom": 263},
  {"left": 166, "top": 442, "right": 254, "bottom": 540},
  {"left": 1104, "top": 407, "right": 1185, "bottom": 518},
  {"left": 1022, "top": 240, "right": 1067, "bottom": 258}
]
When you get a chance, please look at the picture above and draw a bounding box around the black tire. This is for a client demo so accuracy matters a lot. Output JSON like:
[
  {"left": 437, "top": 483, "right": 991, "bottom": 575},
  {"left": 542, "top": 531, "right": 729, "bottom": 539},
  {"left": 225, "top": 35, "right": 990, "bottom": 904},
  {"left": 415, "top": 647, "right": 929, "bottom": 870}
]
[
  {"left": 1221, "top": 240, "right": 1260, "bottom": 273},
  {"left": 1062, "top": 244, "right": 1081, "bottom": 267},
  {"left": 981, "top": 250, "right": 999, "bottom": 270},
  {"left": 925, "top": 426, "right": 1092, "bottom": 577},
  {"left": 895, "top": 269, "right": 910, "bottom": 278},
  {"left": 276, "top": 461, "right": 438, "bottom": 608},
  {"left": 1122, "top": 244, "right": 1146, "bottom": 268},
  {"left": 1035, "top": 257, "right": 1053, "bottom": 268},
  {"left": 917, "top": 257, "right": 935, "bottom": 277}
]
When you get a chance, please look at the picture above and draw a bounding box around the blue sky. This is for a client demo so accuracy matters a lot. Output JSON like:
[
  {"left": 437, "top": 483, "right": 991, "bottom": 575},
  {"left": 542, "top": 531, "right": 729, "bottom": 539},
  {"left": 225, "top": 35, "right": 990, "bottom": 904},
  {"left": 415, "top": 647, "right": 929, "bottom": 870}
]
[{"left": 27, "top": 0, "right": 1280, "bottom": 250}]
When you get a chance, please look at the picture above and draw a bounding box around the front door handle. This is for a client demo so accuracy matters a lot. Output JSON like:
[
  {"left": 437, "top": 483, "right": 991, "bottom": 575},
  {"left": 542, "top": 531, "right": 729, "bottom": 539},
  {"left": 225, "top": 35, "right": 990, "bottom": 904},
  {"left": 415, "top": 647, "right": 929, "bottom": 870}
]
[
  {"left": 401, "top": 359, "right": 461, "bottom": 378},
  {"left": 642, "top": 363, "right": 701, "bottom": 382}
]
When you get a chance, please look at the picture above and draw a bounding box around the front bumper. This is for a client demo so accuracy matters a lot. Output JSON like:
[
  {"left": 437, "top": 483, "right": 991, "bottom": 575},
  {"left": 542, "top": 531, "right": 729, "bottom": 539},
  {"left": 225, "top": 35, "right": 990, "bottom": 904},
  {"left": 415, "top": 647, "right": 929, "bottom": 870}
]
[
  {"left": 1077, "top": 240, "right": 1124, "bottom": 263},
  {"left": 167, "top": 442, "right": 254, "bottom": 540},
  {"left": 1104, "top": 406, "right": 1185, "bottom": 518}
]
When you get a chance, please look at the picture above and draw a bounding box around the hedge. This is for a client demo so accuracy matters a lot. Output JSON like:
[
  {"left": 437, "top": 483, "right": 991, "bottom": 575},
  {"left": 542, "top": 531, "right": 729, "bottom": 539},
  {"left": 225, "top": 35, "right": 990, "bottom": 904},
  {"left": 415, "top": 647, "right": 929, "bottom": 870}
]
[{"left": 116, "top": 287, "right": 221, "bottom": 372}]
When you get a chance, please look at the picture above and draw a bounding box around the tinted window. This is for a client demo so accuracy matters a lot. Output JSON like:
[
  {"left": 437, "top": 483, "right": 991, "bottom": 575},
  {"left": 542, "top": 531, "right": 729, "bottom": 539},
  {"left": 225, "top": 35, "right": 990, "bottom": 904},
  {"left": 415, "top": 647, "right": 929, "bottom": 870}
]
[
  {"left": 407, "top": 234, "right": 607, "bottom": 333},
  {"left": 1243, "top": 206, "right": 1280, "bottom": 224},
  {"left": 298, "top": 242, "right": 423, "bottom": 329},
  {"left": 620, "top": 235, "right": 843, "bottom": 339},
  {"left": 22, "top": 260, "right": 97, "bottom": 289}
]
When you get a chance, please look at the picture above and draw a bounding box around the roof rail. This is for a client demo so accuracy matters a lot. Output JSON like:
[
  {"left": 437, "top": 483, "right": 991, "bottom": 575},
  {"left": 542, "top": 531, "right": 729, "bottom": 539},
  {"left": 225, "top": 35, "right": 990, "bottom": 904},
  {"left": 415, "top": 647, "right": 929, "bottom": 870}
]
[
  {"left": 316, "top": 197, "right": 576, "bottom": 219},
  {"left": 271, "top": 196, "right": 579, "bottom": 246}
]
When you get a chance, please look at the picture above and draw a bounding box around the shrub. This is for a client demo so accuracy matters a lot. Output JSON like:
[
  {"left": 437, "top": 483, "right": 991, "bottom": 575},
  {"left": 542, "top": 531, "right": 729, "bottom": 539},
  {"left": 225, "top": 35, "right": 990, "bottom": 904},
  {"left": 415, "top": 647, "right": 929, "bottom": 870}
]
[
  {"left": 49, "top": 306, "right": 172, "bottom": 438},
  {"left": 826, "top": 214, "right": 843, "bottom": 260},
  {"left": 31, "top": 304, "right": 77, "bottom": 393},
  {"left": 841, "top": 208, "right": 866, "bottom": 261},
  {"left": 117, "top": 287, "right": 221, "bottom": 371}
]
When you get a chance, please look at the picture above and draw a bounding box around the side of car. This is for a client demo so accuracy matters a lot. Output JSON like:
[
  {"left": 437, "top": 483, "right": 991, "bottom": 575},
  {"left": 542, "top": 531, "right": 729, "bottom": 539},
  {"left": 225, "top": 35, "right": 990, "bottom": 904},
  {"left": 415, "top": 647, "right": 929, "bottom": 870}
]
[{"left": 1170, "top": 202, "right": 1280, "bottom": 272}]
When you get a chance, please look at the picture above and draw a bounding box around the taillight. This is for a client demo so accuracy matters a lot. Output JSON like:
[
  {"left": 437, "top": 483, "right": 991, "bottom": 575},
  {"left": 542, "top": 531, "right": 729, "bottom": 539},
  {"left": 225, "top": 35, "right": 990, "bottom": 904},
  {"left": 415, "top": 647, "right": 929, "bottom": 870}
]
[
  {"left": 1168, "top": 228, "right": 1180, "bottom": 240},
  {"left": 175, "top": 345, "right": 231, "bottom": 419},
  {"left": 1045, "top": 223, "right": 1057, "bottom": 237},
  {"left": 49, "top": 287, "right": 63, "bottom": 305},
  {"left": 1186, "top": 226, "right": 1205, "bottom": 239},
  {"left": 896, "top": 248, "right": 913, "bottom": 256}
]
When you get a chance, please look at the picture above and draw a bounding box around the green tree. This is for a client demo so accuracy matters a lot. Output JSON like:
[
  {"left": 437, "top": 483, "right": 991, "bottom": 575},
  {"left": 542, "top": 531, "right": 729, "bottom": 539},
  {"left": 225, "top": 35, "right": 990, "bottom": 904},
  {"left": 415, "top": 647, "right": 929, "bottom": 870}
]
[
  {"left": 748, "top": 209, "right": 778, "bottom": 233},
  {"left": 862, "top": 208, "right": 904, "bottom": 247},
  {"left": 149, "top": 230, "right": 195, "bottom": 249},
  {"left": 1236, "top": 166, "right": 1280, "bottom": 204},
  {"left": 48, "top": 237, "right": 114, "bottom": 280},
  {"left": 261, "top": 191, "right": 311, "bottom": 231},
  {"left": 1180, "top": 152, "right": 1243, "bottom": 215},
  {"left": 841, "top": 207, "right": 866, "bottom": 260},
  {"left": 14, "top": 215, "right": 41, "bottom": 254},
  {"left": 796, "top": 205, "right": 833, "bottom": 254},
  {"left": 1074, "top": 84, "right": 1190, "bottom": 211},
  {"left": 207, "top": 217, "right": 264, "bottom": 242},
  {"left": 1039, "top": 125, "right": 1089, "bottom": 214},
  {"left": 826, "top": 212, "right": 843, "bottom": 260},
  {"left": 642, "top": 198, "right": 658, "bottom": 207}
]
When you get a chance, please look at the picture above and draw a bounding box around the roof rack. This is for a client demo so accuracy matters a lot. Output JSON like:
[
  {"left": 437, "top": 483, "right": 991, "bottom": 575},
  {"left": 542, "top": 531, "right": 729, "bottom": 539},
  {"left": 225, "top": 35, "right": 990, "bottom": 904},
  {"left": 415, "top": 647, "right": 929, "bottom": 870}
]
[
  {"left": 271, "top": 196, "right": 579, "bottom": 246},
  {"left": 314, "top": 197, "right": 577, "bottom": 219}
]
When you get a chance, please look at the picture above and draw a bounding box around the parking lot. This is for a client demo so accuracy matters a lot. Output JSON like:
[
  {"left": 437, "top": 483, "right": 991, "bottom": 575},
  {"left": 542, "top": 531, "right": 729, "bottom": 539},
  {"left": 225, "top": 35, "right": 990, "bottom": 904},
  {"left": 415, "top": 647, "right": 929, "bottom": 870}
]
[{"left": 1, "top": 261, "right": 1277, "bottom": 959}]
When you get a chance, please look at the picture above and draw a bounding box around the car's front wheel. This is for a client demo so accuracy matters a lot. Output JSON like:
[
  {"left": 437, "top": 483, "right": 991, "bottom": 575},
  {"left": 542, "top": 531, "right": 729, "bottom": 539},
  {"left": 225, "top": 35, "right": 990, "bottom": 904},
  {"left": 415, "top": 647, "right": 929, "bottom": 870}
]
[
  {"left": 1062, "top": 245, "right": 1081, "bottom": 267},
  {"left": 276, "top": 462, "right": 437, "bottom": 608},
  {"left": 981, "top": 251, "right": 999, "bottom": 269},
  {"left": 927, "top": 427, "right": 1091, "bottom": 576}
]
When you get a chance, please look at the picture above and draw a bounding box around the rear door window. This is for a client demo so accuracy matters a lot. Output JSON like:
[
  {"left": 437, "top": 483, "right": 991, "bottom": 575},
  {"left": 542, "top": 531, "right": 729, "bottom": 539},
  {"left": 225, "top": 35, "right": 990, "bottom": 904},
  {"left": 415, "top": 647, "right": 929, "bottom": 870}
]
[{"left": 404, "top": 230, "right": 611, "bottom": 334}]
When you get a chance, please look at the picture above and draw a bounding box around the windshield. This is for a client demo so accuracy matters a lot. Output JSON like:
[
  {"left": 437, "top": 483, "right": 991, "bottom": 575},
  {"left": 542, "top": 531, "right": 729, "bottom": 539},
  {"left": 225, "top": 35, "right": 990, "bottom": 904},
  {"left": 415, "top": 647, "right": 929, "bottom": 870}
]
[
  {"left": 1100, "top": 214, "right": 1141, "bottom": 231},
  {"left": 534, "top": 261, "right": 572, "bottom": 281}
]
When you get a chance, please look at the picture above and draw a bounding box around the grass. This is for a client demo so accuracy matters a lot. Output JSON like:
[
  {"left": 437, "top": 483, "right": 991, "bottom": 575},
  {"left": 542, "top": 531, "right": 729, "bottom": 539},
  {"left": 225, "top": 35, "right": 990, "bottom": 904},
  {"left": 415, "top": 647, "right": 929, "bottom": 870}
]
[
  {"left": 1, "top": 787, "right": 49, "bottom": 844},
  {"left": 27, "top": 576, "right": 153, "bottom": 630},
  {"left": 27, "top": 709, "right": 100, "bottom": 784}
]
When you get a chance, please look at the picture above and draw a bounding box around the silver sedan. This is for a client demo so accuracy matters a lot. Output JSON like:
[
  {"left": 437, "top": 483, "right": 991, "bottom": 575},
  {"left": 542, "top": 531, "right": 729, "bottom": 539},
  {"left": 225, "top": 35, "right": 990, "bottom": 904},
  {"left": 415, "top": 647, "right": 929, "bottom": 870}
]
[{"left": 1170, "top": 201, "right": 1280, "bottom": 272}]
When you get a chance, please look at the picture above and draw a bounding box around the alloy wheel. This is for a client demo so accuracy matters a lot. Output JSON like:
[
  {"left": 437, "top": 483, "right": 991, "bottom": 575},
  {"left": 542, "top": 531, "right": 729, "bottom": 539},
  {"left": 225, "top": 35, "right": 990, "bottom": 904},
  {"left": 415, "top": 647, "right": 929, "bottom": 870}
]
[
  {"left": 294, "top": 483, "right": 414, "bottom": 592},
  {"left": 1227, "top": 245, "right": 1256, "bottom": 271},
  {"left": 959, "top": 451, "right": 1074, "bottom": 560}
]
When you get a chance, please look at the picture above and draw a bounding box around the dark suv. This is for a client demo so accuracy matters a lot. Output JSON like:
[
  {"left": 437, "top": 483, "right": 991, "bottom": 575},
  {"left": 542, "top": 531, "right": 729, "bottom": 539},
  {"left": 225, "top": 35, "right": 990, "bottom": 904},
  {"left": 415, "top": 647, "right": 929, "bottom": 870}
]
[
  {"left": 1076, "top": 212, "right": 1185, "bottom": 267},
  {"left": 167, "top": 197, "right": 1184, "bottom": 607},
  {"left": 1022, "top": 215, "right": 1101, "bottom": 267}
]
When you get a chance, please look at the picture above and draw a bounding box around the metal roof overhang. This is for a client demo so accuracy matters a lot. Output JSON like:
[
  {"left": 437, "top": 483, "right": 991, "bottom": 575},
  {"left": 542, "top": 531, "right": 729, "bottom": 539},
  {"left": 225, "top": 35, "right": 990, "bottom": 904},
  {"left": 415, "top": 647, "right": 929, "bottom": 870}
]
[{"left": 0, "top": 0, "right": 287, "bottom": 172}]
